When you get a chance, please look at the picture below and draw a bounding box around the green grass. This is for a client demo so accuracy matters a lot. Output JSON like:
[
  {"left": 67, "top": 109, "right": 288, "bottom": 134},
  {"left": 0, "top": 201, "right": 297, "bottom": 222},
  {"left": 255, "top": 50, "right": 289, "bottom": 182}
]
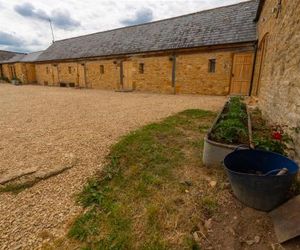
[{"left": 67, "top": 109, "right": 217, "bottom": 249}]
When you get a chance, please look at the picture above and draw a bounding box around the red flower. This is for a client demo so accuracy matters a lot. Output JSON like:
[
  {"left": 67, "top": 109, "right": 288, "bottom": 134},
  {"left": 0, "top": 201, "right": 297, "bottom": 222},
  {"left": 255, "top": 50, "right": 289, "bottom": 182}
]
[{"left": 272, "top": 131, "right": 282, "bottom": 140}]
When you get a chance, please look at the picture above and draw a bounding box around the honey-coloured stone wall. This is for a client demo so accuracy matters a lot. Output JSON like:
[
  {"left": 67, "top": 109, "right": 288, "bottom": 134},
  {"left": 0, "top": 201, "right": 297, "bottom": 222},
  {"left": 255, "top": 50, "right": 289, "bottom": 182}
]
[{"left": 255, "top": 0, "right": 300, "bottom": 161}]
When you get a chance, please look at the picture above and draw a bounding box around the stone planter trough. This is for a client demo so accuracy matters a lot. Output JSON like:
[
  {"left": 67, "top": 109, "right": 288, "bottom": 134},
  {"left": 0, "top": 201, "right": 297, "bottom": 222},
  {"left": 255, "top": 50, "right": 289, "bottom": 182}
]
[{"left": 202, "top": 101, "right": 252, "bottom": 167}]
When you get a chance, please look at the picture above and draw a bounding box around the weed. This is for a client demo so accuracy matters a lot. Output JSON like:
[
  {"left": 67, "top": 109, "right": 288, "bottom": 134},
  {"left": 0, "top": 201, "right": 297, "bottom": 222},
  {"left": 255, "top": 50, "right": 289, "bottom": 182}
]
[
  {"left": 68, "top": 209, "right": 99, "bottom": 241},
  {"left": 200, "top": 196, "right": 218, "bottom": 218}
]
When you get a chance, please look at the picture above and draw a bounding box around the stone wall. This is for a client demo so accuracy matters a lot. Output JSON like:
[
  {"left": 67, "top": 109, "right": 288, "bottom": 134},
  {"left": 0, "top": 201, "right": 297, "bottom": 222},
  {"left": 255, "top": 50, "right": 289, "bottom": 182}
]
[
  {"left": 132, "top": 55, "right": 173, "bottom": 94},
  {"left": 86, "top": 60, "right": 120, "bottom": 90},
  {"left": 256, "top": 0, "right": 300, "bottom": 161},
  {"left": 57, "top": 62, "right": 78, "bottom": 85},
  {"left": 176, "top": 51, "right": 233, "bottom": 95},
  {"left": 36, "top": 64, "right": 55, "bottom": 86},
  {"left": 2, "top": 64, "right": 12, "bottom": 80},
  {"left": 34, "top": 46, "right": 254, "bottom": 96}
]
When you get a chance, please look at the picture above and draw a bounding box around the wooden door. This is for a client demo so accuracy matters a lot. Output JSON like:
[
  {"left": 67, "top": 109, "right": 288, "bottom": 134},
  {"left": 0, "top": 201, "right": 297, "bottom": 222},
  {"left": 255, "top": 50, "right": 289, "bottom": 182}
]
[
  {"left": 77, "top": 63, "right": 86, "bottom": 88},
  {"left": 230, "top": 52, "right": 254, "bottom": 95},
  {"left": 122, "top": 61, "right": 133, "bottom": 90},
  {"left": 52, "top": 65, "right": 59, "bottom": 86}
]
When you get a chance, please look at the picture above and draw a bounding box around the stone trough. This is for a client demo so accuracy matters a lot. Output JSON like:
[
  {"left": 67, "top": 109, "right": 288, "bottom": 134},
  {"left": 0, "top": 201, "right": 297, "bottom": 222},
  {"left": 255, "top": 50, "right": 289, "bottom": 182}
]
[{"left": 202, "top": 100, "right": 252, "bottom": 167}]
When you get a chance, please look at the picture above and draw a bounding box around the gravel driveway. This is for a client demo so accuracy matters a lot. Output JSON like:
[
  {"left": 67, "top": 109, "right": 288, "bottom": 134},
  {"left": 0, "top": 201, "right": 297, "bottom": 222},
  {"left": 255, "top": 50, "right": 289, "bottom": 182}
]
[{"left": 0, "top": 84, "right": 226, "bottom": 249}]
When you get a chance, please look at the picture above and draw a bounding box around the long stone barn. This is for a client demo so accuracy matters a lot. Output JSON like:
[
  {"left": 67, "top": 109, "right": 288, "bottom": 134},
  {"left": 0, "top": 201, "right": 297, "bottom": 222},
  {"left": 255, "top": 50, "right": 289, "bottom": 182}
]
[{"left": 0, "top": 1, "right": 260, "bottom": 96}]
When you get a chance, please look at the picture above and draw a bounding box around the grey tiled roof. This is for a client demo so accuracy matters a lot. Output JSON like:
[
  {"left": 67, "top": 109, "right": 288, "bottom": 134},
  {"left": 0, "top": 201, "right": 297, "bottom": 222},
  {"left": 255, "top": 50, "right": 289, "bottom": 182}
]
[
  {"left": 38, "top": 0, "right": 258, "bottom": 62},
  {"left": 20, "top": 51, "right": 44, "bottom": 62},
  {"left": 0, "top": 50, "right": 20, "bottom": 62},
  {"left": 0, "top": 51, "right": 44, "bottom": 64},
  {"left": 0, "top": 54, "right": 26, "bottom": 64}
]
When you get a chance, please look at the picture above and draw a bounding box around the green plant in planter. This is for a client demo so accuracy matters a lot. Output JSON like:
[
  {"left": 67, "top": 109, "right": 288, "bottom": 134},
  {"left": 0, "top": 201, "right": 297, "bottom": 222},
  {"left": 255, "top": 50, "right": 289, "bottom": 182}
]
[
  {"left": 210, "top": 96, "right": 248, "bottom": 144},
  {"left": 213, "top": 118, "right": 248, "bottom": 144}
]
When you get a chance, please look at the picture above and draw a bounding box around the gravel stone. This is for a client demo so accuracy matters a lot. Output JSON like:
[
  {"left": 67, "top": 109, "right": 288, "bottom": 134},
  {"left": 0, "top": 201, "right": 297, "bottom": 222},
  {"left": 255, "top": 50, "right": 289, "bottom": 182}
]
[{"left": 0, "top": 85, "right": 226, "bottom": 249}]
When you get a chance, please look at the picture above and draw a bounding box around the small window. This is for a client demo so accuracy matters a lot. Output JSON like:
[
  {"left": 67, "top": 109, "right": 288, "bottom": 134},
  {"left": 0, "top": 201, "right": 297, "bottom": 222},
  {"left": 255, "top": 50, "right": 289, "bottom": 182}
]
[
  {"left": 68, "top": 66, "right": 72, "bottom": 74},
  {"left": 46, "top": 67, "right": 49, "bottom": 74},
  {"left": 100, "top": 65, "right": 104, "bottom": 74},
  {"left": 208, "top": 59, "right": 216, "bottom": 73},
  {"left": 139, "top": 63, "right": 144, "bottom": 74}
]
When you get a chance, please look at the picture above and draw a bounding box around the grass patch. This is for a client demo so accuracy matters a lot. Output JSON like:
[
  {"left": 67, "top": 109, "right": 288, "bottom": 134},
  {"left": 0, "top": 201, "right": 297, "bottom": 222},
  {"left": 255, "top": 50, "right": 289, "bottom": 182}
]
[{"left": 68, "top": 109, "right": 218, "bottom": 249}]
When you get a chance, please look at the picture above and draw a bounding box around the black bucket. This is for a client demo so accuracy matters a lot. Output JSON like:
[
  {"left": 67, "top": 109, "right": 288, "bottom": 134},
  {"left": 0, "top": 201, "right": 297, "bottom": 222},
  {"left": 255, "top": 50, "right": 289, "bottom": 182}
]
[{"left": 224, "top": 149, "right": 299, "bottom": 211}]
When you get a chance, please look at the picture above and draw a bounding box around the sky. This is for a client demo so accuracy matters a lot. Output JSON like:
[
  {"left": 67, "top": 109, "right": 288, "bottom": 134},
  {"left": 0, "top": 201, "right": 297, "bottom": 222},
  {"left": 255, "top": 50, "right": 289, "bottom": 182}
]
[{"left": 0, "top": 0, "right": 248, "bottom": 53}]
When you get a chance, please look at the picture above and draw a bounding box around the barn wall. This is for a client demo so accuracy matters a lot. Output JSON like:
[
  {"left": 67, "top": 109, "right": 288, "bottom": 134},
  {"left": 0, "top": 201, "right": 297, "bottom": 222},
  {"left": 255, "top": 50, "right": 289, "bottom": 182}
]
[
  {"left": 34, "top": 45, "right": 254, "bottom": 95},
  {"left": 2, "top": 64, "right": 12, "bottom": 80},
  {"left": 131, "top": 55, "right": 174, "bottom": 94},
  {"left": 14, "top": 63, "right": 23, "bottom": 81},
  {"left": 256, "top": 0, "right": 300, "bottom": 161},
  {"left": 36, "top": 64, "right": 55, "bottom": 86},
  {"left": 57, "top": 62, "right": 78, "bottom": 85},
  {"left": 86, "top": 60, "right": 121, "bottom": 90},
  {"left": 176, "top": 51, "right": 233, "bottom": 95}
]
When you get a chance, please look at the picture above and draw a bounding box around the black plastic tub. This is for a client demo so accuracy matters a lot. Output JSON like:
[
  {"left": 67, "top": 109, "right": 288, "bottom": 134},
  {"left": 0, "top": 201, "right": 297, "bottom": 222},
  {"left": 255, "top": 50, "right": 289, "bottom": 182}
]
[{"left": 224, "top": 149, "right": 299, "bottom": 211}]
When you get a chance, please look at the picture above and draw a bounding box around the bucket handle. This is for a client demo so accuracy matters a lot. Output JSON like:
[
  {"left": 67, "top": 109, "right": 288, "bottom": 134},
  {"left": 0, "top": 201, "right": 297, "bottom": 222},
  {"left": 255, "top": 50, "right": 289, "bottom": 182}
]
[{"left": 234, "top": 144, "right": 250, "bottom": 152}]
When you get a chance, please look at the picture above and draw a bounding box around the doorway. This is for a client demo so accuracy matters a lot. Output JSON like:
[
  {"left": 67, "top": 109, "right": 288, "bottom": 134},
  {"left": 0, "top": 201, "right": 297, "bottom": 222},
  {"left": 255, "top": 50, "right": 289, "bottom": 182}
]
[
  {"left": 52, "top": 65, "right": 59, "bottom": 86},
  {"left": 77, "top": 63, "right": 86, "bottom": 88},
  {"left": 122, "top": 61, "right": 133, "bottom": 91},
  {"left": 230, "top": 52, "right": 254, "bottom": 95}
]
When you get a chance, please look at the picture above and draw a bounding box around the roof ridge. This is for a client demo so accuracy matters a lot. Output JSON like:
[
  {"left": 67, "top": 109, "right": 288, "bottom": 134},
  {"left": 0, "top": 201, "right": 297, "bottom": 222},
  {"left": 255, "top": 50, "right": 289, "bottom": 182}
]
[
  {"left": 55, "top": 0, "right": 255, "bottom": 43},
  {"left": 0, "top": 50, "right": 25, "bottom": 54}
]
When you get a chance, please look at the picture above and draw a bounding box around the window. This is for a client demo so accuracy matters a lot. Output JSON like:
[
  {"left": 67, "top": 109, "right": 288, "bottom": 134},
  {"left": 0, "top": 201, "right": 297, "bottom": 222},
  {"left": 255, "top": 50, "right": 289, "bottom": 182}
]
[
  {"left": 68, "top": 66, "right": 72, "bottom": 74},
  {"left": 139, "top": 63, "right": 144, "bottom": 74},
  {"left": 100, "top": 65, "right": 104, "bottom": 74},
  {"left": 46, "top": 67, "right": 49, "bottom": 74},
  {"left": 208, "top": 59, "right": 216, "bottom": 73}
]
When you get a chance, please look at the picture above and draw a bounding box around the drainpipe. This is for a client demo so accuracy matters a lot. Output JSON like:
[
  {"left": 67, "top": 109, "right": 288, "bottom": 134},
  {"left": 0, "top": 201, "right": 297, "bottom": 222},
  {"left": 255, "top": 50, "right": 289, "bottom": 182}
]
[
  {"left": 120, "top": 61, "right": 124, "bottom": 90},
  {"left": 83, "top": 62, "right": 88, "bottom": 88},
  {"left": 57, "top": 64, "right": 61, "bottom": 85},
  {"left": 171, "top": 54, "right": 177, "bottom": 94},
  {"left": 249, "top": 42, "right": 258, "bottom": 96}
]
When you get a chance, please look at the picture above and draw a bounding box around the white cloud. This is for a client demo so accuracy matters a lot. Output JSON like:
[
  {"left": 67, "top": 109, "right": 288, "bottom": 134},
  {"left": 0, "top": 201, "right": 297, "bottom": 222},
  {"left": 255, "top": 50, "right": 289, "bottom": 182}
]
[{"left": 0, "top": 0, "right": 248, "bottom": 53}]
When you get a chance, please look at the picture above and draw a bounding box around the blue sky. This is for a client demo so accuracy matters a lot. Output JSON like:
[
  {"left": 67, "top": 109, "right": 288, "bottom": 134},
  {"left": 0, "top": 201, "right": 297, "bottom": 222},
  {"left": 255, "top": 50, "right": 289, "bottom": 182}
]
[{"left": 0, "top": 0, "right": 248, "bottom": 53}]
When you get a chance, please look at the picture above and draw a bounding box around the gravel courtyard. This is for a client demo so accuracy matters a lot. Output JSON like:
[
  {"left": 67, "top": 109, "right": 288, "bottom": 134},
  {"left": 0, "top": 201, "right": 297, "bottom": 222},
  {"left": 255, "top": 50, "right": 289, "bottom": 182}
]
[{"left": 0, "top": 84, "right": 226, "bottom": 249}]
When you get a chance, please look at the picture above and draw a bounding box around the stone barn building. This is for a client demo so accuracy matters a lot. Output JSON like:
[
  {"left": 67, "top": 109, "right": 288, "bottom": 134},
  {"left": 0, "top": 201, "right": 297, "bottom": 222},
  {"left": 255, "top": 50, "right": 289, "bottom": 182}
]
[
  {"left": 0, "top": 50, "right": 23, "bottom": 80},
  {"left": 35, "top": 0, "right": 258, "bottom": 95},
  {"left": 0, "top": 51, "right": 43, "bottom": 84}
]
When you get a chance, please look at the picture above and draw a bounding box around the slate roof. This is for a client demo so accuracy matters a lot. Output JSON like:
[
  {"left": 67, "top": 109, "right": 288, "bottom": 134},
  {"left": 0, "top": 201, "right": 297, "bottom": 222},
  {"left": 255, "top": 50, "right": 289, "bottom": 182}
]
[
  {"left": 44, "top": 0, "right": 259, "bottom": 62},
  {"left": 0, "top": 53, "right": 26, "bottom": 64},
  {"left": 0, "top": 51, "right": 44, "bottom": 64},
  {"left": 20, "top": 51, "right": 44, "bottom": 62},
  {"left": 0, "top": 50, "right": 21, "bottom": 62}
]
